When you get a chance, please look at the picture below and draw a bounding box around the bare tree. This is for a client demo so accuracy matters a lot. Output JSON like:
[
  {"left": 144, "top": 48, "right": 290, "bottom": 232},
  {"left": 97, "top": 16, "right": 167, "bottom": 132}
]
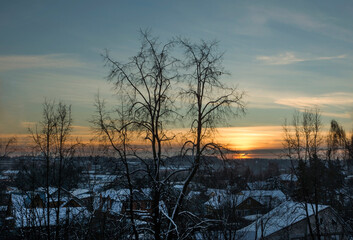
[
  {"left": 326, "top": 119, "right": 353, "bottom": 170},
  {"left": 165, "top": 39, "right": 245, "bottom": 239},
  {"left": 29, "top": 100, "right": 75, "bottom": 240},
  {"left": 52, "top": 102, "right": 74, "bottom": 240},
  {"left": 282, "top": 108, "right": 323, "bottom": 161},
  {"left": 97, "top": 30, "right": 180, "bottom": 240},
  {"left": 29, "top": 100, "right": 57, "bottom": 240},
  {"left": 96, "top": 31, "right": 245, "bottom": 240},
  {"left": 282, "top": 109, "right": 322, "bottom": 240},
  {"left": 92, "top": 96, "right": 140, "bottom": 240},
  {"left": 282, "top": 109, "right": 347, "bottom": 240},
  {"left": 0, "top": 137, "right": 17, "bottom": 160}
]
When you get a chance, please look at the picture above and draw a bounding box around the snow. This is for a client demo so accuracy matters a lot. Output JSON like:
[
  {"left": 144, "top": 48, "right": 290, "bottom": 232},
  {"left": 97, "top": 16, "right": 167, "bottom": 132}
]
[
  {"left": 237, "top": 201, "right": 329, "bottom": 239},
  {"left": 0, "top": 175, "right": 10, "bottom": 180},
  {"left": 13, "top": 206, "right": 90, "bottom": 228},
  {"left": 279, "top": 174, "right": 298, "bottom": 182},
  {"left": 100, "top": 188, "right": 130, "bottom": 199},
  {"left": 2, "top": 170, "right": 19, "bottom": 175},
  {"left": 204, "top": 190, "right": 287, "bottom": 210},
  {"left": 240, "top": 190, "right": 287, "bottom": 206},
  {"left": 247, "top": 181, "right": 270, "bottom": 190},
  {"left": 11, "top": 192, "right": 90, "bottom": 228},
  {"left": 0, "top": 206, "right": 7, "bottom": 211},
  {"left": 70, "top": 188, "right": 90, "bottom": 197},
  {"left": 243, "top": 214, "right": 262, "bottom": 221}
]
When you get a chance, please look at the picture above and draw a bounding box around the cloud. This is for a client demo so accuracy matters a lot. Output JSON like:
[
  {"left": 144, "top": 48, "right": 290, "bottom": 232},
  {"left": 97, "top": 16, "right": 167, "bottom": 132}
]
[
  {"left": 0, "top": 54, "right": 86, "bottom": 71},
  {"left": 320, "top": 112, "right": 352, "bottom": 119},
  {"left": 275, "top": 92, "right": 353, "bottom": 119},
  {"left": 256, "top": 52, "right": 346, "bottom": 65},
  {"left": 276, "top": 92, "right": 353, "bottom": 108},
  {"left": 20, "top": 121, "right": 36, "bottom": 128},
  {"left": 238, "top": 6, "right": 353, "bottom": 42}
]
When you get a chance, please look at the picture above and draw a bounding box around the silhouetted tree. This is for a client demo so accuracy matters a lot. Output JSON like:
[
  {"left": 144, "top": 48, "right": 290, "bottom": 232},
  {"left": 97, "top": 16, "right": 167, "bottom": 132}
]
[
  {"left": 283, "top": 109, "right": 345, "bottom": 240},
  {"left": 0, "top": 137, "right": 17, "bottom": 161},
  {"left": 29, "top": 100, "right": 77, "bottom": 240},
  {"left": 95, "top": 31, "right": 245, "bottom": 240}
]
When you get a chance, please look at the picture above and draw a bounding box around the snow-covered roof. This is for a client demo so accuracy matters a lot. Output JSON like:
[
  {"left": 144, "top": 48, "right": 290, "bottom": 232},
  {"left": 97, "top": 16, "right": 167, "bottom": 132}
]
[
  {"left": 237, "top": 201, "right": 329, "bottom": 239},
  {"left": 2, "top": 170, "right": 19, "bottom": 175},
  {"left": 173, "top": 184, "right": 184, "bottom": 190},
  {"left": 187, "top": 191, "right": 201, "bottom": 199},
  {"left": 240, "top": 190, "right": 287, "bottom": 205},
  {"left": 11, "top": 193, "right": 89, "bottom": 228},
  {"left": 13, "top": 207, "right": 89, "bottom": 228},
  {"left": 140, "top": 188, "right": 152, "bottom": 197},
  {"left": 70, "top": 188, "right": 92, "bottom": 199},
  {"left": 204, "top": 190, "right": 287, "bottom": 210},
  {"left": 0, "top": 206, "right": 8, "bottom": 211},
  {"left": 247, "top": 181, "right": 271, "bottom": 190},
  {"left": 90, "top": 174, "right": 117, "bottom": 182},
  {"left": 279, "top": 174, "right": 298, "bottom": 182},
  {"left": 206, "top": 188, "right": 227, "bottom": 196},
  {"left": 204, "top": 192, "right": 246, "bottom": 209},
  {"left": 0, "top": 175, "right": 10, "bottom": 180},
  {"left": 100, "top": 188, "right": 130, "bottom": 200},
  {"left": 243, "top": 214, "right": 262, "bottom": 221},
  {"left": 36, "top": 187, "right": 58, "bottom": 195},
  {"left": 94, "top": 188, "right": 153, "bottom": 215}
]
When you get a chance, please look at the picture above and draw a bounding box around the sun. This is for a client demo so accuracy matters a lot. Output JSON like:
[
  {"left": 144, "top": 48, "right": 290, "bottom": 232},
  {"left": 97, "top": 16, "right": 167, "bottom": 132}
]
[{"left": 239, "top": 153, "right": 250, "bottom": 159}]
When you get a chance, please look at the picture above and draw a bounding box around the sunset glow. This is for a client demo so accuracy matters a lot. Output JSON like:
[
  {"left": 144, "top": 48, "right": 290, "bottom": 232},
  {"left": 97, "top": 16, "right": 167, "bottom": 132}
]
[
  {"left": 1, "top": 1, "right": 353, "bottom": 159},
  {"left": 0, "top": 125, "right": 286, "bottom": 158},
  {"left": 216, "top": 126, "right": 283, "bottom": 151}
]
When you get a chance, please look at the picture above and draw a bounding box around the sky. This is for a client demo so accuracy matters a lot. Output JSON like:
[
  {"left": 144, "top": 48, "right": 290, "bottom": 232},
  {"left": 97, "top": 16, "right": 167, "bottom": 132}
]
[{"left": 1, "top": 0, "right": 353, "bottom": 158}]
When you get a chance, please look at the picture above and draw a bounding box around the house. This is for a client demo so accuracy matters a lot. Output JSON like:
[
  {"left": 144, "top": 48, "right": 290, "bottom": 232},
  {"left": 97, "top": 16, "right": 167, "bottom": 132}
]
[
  {"left": 70, "top": 188, "right": 93, "bottom": 209},
  {"left": 49, "top": 188, "right": 84, "bottom": 208},
  {"left": 239, "top": 190, "right": 287, "bottom": 210},
  {"left": 28, "top": 193, "right": 45, "bottom": 208},
  {"left": 278, "top": 173, "right": 298, "bottom": 191},
  {"left": 94, "top": 188, "right": 130, "bottom": 215},
  {"left": 95, "top": 188, "right": 153, "bottom": 219},
  {"left": 9, "top": 187, "right": 84, "bottom": 211},
  {"left": 247, "top": 181, "right": 273, "bottom": 190},
  {"left": 2, "top": 170, "right": 19, "bottom": 178},
  {"left": 0, "top": 193, "right": 12, "bottom": 227},
  {"left": 10, "top": 192, "right": 90, "bottom": 229},
  {"left": 121, "top": 190, "right": 152, "bottom": 215},
  {"left": 237, "top": 201, "right": 352, "bottom": 240},
  {"left": 0, "top": 170, "right": 19, "bottom": 183},
  {"left": 204, "top": 190, "right": 287, "bottom": 217},
  {"left": 0, "top": 174, "right": 10, "bottom": 184}
]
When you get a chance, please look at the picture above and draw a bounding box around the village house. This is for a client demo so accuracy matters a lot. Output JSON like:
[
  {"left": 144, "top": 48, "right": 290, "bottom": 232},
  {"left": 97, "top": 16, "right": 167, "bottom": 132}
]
[
  {"left": 237, "top": 201, "right": 352, "bottom": 240},
  {"left": 95, "top": 188, "right": 153, "bottom": 219},
  {"left": 204, "top": 190, "right": 287, "bottom": 217}
]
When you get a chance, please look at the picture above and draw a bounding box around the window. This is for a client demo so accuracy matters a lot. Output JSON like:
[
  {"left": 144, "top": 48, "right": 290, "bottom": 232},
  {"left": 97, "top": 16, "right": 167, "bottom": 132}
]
[
  {"left": 123, "top": 202, "right": 130, "bottom": 211},
  {"left": 136, "top": 202, "right": 141, "bottom": 210}
]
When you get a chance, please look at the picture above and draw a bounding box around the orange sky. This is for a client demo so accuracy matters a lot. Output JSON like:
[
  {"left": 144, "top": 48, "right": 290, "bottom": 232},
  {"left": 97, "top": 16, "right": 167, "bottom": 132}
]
[
  {"left": 1, "top": 125, "right": 284, "bottom": 158},
  {"left": 216, "top": 126, "right": 283, "bottom": 151}
]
